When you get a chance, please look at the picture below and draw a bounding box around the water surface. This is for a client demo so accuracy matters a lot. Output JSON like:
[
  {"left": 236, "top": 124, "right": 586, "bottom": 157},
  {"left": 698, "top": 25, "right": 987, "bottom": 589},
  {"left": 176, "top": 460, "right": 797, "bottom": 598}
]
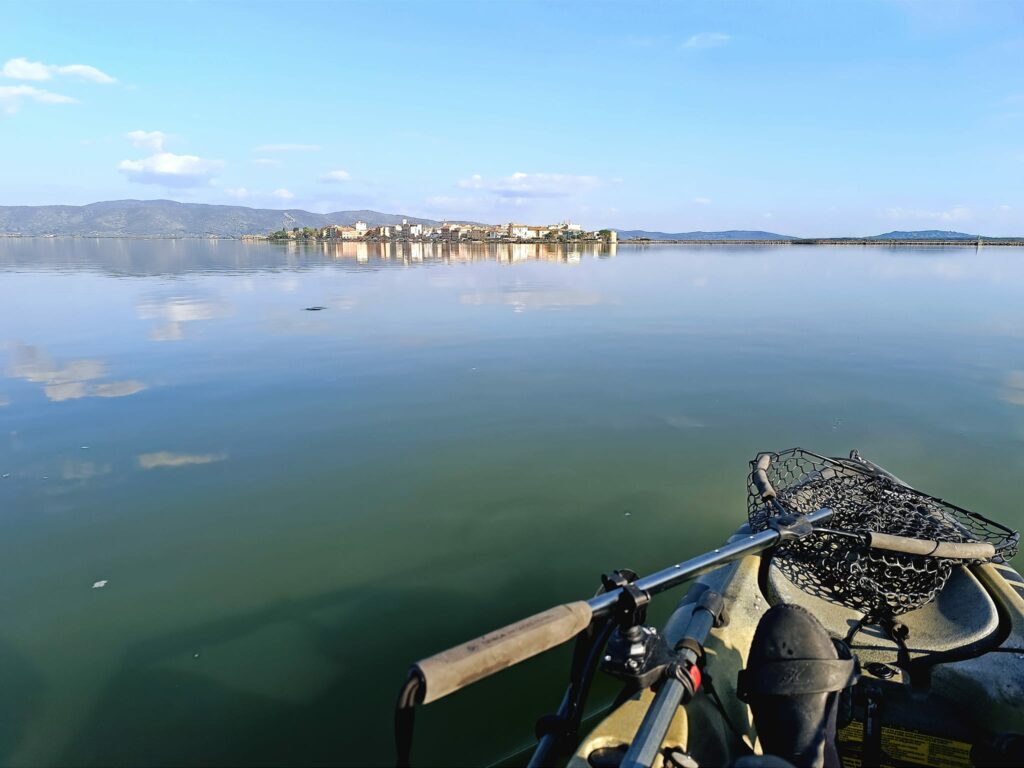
[{"left": 1, "top": 239, "right": 1023, "bottom": 765}]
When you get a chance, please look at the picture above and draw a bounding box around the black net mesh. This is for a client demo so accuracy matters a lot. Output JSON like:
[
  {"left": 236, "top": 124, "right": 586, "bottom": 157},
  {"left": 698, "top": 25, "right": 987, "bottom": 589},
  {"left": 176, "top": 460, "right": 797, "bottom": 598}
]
[{"left": 747, "top": 448, "right": 1019, "bottom": 616}]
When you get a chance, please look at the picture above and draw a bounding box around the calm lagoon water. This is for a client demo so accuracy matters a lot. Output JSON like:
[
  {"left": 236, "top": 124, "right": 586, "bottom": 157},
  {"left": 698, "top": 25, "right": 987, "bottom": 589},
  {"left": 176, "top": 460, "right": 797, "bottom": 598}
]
[{"left": 1, "top": 239, "right": 1023, "bottom": 766}]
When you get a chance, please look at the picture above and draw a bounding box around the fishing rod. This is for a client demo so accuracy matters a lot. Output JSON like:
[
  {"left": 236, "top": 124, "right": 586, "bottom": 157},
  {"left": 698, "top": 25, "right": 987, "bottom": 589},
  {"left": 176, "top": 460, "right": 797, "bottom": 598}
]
[
  {"left": 395, "top": 509, "right": 835, "bottom": 766},
  {"left": 396, "top": 449, "right": 1017, "bottom": 766}
]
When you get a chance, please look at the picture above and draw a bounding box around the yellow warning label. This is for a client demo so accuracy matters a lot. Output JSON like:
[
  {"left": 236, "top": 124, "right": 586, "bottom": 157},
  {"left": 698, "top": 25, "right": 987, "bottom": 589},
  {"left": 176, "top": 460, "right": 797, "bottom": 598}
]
[{"left": 837, "top": 720, "right": 972, "bottom": 768}]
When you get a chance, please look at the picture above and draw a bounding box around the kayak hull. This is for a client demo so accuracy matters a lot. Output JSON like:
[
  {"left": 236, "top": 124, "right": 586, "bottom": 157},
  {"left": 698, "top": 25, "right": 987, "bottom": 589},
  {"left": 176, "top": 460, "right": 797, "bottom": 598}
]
[{"left": 570, "top": 531, "right": 1024, "bottom": 767}]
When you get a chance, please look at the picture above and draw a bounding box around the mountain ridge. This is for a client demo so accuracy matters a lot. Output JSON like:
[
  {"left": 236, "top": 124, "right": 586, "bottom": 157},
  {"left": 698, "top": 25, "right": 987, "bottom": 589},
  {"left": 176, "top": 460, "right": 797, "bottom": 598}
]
[
  {"left": 0, "top": 199, "right": 449, "bottom": 237},
  {"left": 618, "top": 229, "right": 797, "bottom": 241},
  {"left": 866, "top": 230, "right": 978, "bottom": 240},
  {"left": 0, "top": 201, "right": 1017, "bottom": 240}
]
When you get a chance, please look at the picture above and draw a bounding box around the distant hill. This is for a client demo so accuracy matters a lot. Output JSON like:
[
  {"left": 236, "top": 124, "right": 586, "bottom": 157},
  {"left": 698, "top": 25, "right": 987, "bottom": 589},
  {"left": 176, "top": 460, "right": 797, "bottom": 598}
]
[
  {"left": 0, "top": 200, "right": 448, "bottom": 237},
  {"left": 618, "top": 229, "right": 797, "bottom": 241},
  {"left": 867, "top": 230, "right": 978, "bottom": 240}
]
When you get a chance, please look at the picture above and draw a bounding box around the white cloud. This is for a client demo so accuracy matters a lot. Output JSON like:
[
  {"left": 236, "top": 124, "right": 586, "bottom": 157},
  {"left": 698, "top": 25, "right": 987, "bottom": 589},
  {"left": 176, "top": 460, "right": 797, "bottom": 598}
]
[
  {"left": 321, "top": 169, "right": 352, "bottom": 182},
  {"left": 118, "top": 152, "right": 224, "bottom": 187},
  {"left": 426, "top": 195, "right": 477, "bottom": 207},
  {"left": 272, "top": 188, "right": 295, "bottom": 200},
  {"left": 2, "top": 57, "right": 116, "bottom": 83},
  {"left": 56, "top": 64, "right": 117, "bottom": 84},
  {"left": 457, "top": 171, "right": 602, "bottom": 198},
  {"left": 225, "top": 186, "right": 250, "bottom": 198},
  {"left": 885, "top": 205, "right": 971, "bottom": 222},
  {"left": 999, "top": 204, "right": 1012, "bottom": 212},
  {"left": 0, "top": 84, "right": 77, "bottom": 113},
  {"left": 253, "top": 157, "right": 281, "bottom": 167},
  {"left": 255, "top": 143, "right": 321, "bottom": 152},
  {"left": 682, "top": 33, "right": 731, "bottom": 49},
  {"left": 693, "top": 197, "right": 712, "bottom": 205},
  {"left": 2, "top": 58, "right": 50, "bottom": 80},
  {"left": 125, "top": 130, "right": 167, "bottom": 151}
]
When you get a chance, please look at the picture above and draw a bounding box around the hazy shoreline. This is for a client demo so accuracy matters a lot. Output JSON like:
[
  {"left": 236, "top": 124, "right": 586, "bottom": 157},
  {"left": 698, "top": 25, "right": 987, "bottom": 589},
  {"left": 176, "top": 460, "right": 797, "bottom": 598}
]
[{"left": 1, "top": 235, "right": 1022, "bottom": 246}]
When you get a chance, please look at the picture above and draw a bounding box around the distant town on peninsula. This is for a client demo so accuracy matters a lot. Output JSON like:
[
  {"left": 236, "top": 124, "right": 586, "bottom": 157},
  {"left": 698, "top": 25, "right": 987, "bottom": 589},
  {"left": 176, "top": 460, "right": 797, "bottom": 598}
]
[{"left": 256, "top": 219, "right": 617, "bottom": 244}]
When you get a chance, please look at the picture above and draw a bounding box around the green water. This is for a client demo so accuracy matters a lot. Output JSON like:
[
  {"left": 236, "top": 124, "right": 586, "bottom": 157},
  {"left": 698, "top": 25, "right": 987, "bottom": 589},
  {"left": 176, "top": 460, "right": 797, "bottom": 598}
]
[{"left": 1, "top": 239, "right": 1023, "bottom": 766}]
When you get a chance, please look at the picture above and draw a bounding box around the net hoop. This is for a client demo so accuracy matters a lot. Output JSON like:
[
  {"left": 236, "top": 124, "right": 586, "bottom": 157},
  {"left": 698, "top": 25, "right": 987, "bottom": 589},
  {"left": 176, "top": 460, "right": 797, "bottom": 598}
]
[{"left": 747, "top": 448, "right": 1018, "bottom": 616}]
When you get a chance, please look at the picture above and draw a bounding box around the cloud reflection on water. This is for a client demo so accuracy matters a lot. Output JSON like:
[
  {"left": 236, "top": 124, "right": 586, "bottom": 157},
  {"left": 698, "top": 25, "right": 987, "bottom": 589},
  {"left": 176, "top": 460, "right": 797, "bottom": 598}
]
[
  {"left": 4, "top": 342, "right": 147, "bottom": 402},
  {"left": 61, "top": 459, "right": 112, "bottom": 481},
  {"left": 1003, "top": 372, "right": 1024, "bottom": 406},
  {"left": 459, "top": 288, "right": 609, "bottom": 312},
  {"left": 136, "top": 296, "right": 233, "bottom": 342},
  {"left": 137, "top": 451, "right": 227, "bottom": 470}
]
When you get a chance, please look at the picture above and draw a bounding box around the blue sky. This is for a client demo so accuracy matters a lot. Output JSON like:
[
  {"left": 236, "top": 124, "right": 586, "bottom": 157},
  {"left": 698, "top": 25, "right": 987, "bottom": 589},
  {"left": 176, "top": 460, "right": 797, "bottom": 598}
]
[{"left": 2, "top": 0, "right": 1022, "bottom": 235}]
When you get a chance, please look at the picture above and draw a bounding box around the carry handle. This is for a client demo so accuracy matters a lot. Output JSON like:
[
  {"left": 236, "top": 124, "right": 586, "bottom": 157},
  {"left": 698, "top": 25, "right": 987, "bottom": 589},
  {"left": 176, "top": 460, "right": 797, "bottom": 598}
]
[
  {"left": 865, "top": 532, "right": 995, "bottom": 560},
  {"left": 753, "top": 453, "right": 777, "bottom": 501},
  {"left": 413, "top": 601, "right": 593, "bottom": 704}
]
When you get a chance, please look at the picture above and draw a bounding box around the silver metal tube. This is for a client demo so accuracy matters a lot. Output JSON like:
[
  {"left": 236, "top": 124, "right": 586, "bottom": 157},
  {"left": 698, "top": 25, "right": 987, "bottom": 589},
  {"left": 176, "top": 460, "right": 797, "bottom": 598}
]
[
  {"left": 620, "top": 583, "right": 730, "bottom": 768},
  {"left": 620, "top": 678, "right": 686, "bottom": 768},
  {"left": 586, "top": 507, "right": 833, "bottom": 617}
]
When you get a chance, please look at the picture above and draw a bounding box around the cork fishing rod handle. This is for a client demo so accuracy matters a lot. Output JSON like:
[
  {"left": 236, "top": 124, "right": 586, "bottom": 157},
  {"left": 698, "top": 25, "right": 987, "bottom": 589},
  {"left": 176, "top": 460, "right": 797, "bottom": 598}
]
[
  {"left": 414, "top": 601, "right": 593, "bottom": 704},
  {"left": 865, "top": 532, "right": 995, "bottom": 560},
  {"left": 753, "top": 453, "right": 777, "bottom": 501}
]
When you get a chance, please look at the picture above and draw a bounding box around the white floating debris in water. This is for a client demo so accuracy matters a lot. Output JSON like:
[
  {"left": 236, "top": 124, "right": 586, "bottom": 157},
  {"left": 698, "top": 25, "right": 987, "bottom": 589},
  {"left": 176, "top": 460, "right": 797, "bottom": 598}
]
[
  {"left": 1, "top": 473, "right": 9, "bottom": 479},
  {"left": 81, "top": 446, "right": 90, "bottom": 450},
  {"left": 624, "top": 510, "right": 632, "bottom": 517},
  {"left": 92, "top": 580, "right": 108, "bottom": 589},
  {"left": 193, "top": 653, "right": 200, "bottom": 659}
]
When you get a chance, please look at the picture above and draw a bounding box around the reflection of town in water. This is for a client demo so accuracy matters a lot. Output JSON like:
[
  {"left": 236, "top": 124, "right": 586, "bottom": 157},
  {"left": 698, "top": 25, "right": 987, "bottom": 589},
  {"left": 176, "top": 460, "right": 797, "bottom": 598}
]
[
  {"left": 287, "top": 239, "right": 618, "bottom": 266},
  {"left": 0, "top": 237, "right": 618, "bottom": 277}
]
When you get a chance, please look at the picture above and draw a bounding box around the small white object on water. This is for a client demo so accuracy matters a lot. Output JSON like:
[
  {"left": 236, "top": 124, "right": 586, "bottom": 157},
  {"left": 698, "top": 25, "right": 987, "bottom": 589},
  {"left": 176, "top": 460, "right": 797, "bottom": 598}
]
[
  {"left": 193, "top": 653, "right": 200, "bottom": 659},
  {"left": 1, "top": 473, "right": 9, "bottom": 479},
  {"left": 92, "top": 580, "right": 108, "bottom": 589},
  {"left": 624, "top": 510, "right": 632, "bottom": 517},
  {"left": 81, "top": 446, "right": 90, "bottom": 450}
]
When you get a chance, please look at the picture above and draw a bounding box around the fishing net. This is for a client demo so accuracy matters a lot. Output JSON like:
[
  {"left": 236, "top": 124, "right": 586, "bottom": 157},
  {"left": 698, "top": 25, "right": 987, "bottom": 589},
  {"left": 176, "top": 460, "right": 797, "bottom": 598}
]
[{"left": 747, "top": 448, "right": 1018, "bottom": 616}]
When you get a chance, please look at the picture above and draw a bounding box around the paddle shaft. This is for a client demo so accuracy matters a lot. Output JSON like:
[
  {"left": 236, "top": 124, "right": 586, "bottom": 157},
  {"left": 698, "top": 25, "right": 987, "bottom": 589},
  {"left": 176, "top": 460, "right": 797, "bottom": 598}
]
[{"left": 620, "top": 595, "right": 721, "bottom": 768}]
